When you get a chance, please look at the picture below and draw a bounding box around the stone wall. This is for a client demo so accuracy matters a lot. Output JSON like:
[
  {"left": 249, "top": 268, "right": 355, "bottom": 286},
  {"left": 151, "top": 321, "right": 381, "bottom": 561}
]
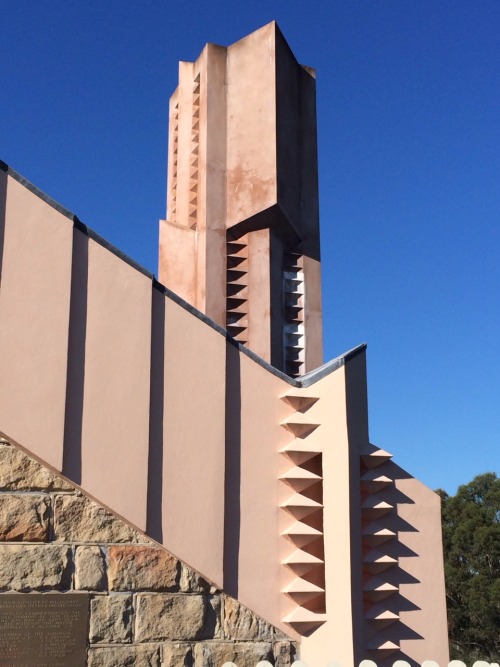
[{"left": 0, "top": 437, "right": 297, "bottom": 667}]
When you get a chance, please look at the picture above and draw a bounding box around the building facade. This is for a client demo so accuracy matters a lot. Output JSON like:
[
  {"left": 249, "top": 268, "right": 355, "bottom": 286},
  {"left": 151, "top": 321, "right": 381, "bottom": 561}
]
[{"left": 0, "top": 22, "right": 448, "bottom": 666}]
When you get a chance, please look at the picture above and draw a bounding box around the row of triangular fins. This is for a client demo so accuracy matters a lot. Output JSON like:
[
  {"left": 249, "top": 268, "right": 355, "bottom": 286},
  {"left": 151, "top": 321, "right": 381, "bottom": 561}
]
[
  {"left": 280, "top": 393, "right": 325, "bottom": 633},
  {"left": 169, "top": 109, "right": 179, "bottom": 221},
  {"left": 189, "top": 76, "right": 200, "bottom": 230},
  {"left": 360, "top": 444, "right": 400, "bottom": 652},
  {"left": 283, "top": 254, "right": 305, "bottom": 378},
  {"left": 226, "top": 237, "right": 248, "bottom": 342}
]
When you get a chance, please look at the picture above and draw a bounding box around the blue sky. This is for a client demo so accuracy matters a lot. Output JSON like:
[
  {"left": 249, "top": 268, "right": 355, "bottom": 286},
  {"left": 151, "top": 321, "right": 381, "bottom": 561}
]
[{"left": 1, "top": 1, "right": 499, "bottom": 493}]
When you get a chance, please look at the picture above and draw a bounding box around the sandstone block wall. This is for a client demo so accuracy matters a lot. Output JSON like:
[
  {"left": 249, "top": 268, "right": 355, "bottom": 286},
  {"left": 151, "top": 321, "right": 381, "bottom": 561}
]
[{"left": 0, "top": 437, "right": 297, "bottom": 666}]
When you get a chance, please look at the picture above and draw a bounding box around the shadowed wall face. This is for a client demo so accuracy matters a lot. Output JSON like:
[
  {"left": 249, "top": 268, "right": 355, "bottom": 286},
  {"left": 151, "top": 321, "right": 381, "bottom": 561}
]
[
  {"left": 0, "top": 169, "right": 7, "bottom": 286},
  {"left": 62, "top": 228, "right": 89, "bottom": 485},
  {"left": 159, "top": 22, "right": 323, "bottom": 375}
]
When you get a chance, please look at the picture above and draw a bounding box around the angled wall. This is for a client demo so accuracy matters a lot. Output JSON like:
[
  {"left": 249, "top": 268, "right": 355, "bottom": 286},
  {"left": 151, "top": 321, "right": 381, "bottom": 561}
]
[{"left": 0, "top": 163, "right": 448, "bottom": 663}]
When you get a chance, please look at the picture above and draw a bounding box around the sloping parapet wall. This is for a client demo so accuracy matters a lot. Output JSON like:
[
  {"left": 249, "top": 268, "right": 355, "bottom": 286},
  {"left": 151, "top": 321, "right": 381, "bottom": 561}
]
[
  {"left": 0, "top": 163, "right": 448, "bottom": 663},
  {"left": 0, "top": 161, "right": 319, "bottom": 638},
  {"left": 0, "top": 162, "right": 330, "bottom": 637},
  {"left": 0, "top": 436, "right": 297, "bottom": 666}
]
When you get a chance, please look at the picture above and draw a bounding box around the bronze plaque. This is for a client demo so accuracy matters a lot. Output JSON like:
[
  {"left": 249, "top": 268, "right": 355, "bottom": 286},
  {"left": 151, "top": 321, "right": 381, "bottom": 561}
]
[{"left": 0, "top": 593, "right": 89, "bottom": 667}]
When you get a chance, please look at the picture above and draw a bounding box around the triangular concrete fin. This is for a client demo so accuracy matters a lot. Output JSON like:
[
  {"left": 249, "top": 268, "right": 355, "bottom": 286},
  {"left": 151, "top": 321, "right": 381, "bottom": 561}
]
[
  {"left": 365, "top": 605, "right": 399, "bottom": 622},
  {"left": 282, "top": 549, "right": 324, "bottom": 567},
  {"left": 280, "top": 467, "right": 322, "bottom": 492},
  {"left": 280, "top": 448, "right": 320, "bottom": 466},
  {"left": 360, "top": 447, "right": 393, "bottom": 469},
  {"left": 283, "top": 607, "right": 327, "bottom": 633},
  {"left": 281, "top": 422, "right": 320, "bottom": 439}
]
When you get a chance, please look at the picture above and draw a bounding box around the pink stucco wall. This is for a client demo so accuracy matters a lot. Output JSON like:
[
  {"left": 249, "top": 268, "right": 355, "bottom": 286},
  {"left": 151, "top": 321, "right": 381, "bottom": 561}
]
[
  {"left": 0, "top": 176, "right": 72, "bottom": 470},
  {"left": 162, "top": 297, "right": 227, "bottom": 585},
  {"left": 79, "top": 237, "right": 152, "bottom": 531}
]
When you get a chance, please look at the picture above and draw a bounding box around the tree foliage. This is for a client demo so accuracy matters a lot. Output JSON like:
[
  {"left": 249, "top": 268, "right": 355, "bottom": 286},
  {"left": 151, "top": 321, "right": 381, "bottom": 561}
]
[{"left": 436, "top": 473, "right": 500, "bottom": 661}]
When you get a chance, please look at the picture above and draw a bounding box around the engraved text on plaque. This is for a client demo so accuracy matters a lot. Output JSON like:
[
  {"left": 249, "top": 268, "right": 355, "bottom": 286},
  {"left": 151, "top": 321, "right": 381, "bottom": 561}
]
[{"left": 0, "top": 593, "right": 89, "bottom": 667}]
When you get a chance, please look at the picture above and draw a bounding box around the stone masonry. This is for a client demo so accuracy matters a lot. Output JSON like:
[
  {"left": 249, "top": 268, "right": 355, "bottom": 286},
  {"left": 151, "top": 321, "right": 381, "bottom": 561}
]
[{"left": 0, "top": 436, "right": 297, "bottom": 667}]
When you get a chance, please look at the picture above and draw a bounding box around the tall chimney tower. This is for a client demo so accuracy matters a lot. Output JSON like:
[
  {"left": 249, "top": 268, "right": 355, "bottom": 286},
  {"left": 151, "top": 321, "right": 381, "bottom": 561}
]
[{"left": 159, "top": 22, "right": 323, "bottom": 376}]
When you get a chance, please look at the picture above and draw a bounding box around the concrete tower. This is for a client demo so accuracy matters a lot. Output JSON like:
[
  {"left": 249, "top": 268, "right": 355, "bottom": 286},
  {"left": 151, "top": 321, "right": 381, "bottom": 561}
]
[{"left": 159, "top": 22, "right": 323, "bottom": 376}]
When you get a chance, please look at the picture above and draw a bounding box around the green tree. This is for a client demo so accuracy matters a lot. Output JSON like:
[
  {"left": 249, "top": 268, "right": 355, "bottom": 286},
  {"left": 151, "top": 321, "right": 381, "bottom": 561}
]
[{"left": 436, "top": 473, "right": 500, "bottom": 661}]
